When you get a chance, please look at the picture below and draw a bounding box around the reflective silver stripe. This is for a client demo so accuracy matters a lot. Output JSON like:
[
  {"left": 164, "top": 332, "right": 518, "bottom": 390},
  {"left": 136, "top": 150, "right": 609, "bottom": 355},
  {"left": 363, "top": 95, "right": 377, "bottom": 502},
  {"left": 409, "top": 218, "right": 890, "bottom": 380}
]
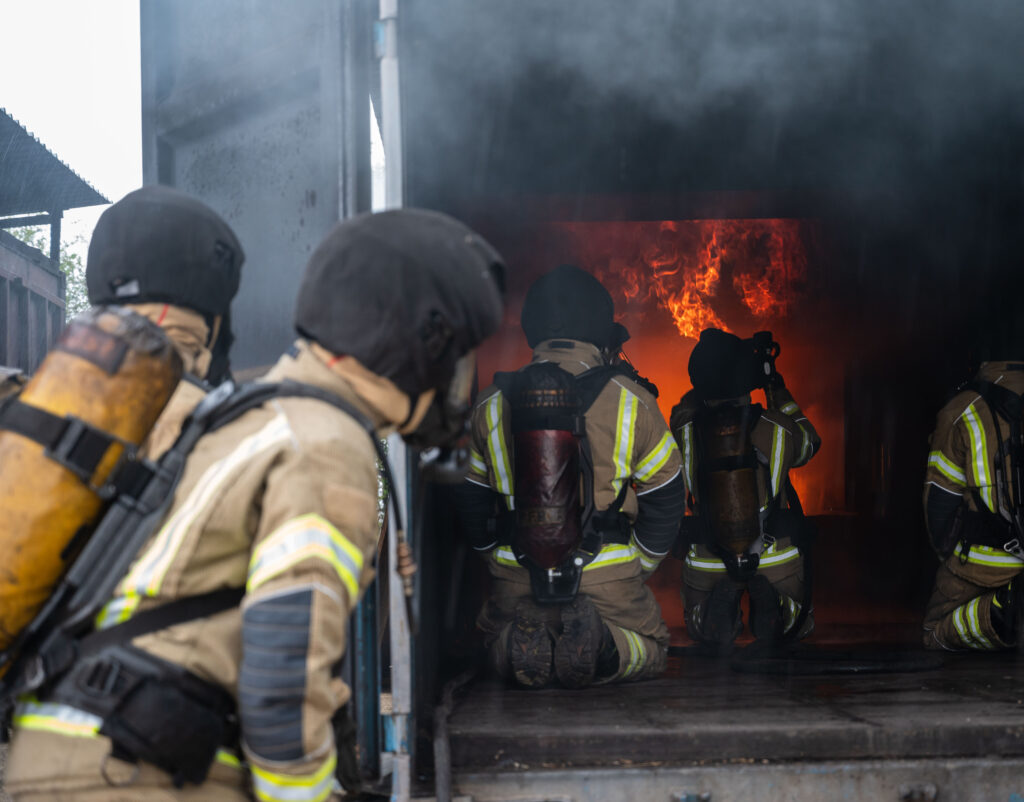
[
  {"left": 248, "top": 514, "right": 364, "bottom": 601},
  {"left": 13, "top": 700, "right": 102, "bottom": 737},
  {"left": 780, "top": 401, "right": 799, "bottom": 416},
  {"left": 611, "top": 386, "right": 638, "bottom": 497},
  {"left": 584, "top": 543, "right": 636, "bottom": 571},
  {"left": 928, "top": 450, "right": 967, "bottom": 486},
  {"left": 962, "top": 403, "right": 995, "bottom": 511},
  {"left": 494, "top": 546, "right": 518, "bottom": 567},
  {"left": 633, "top": 431, "right": 677, "bottom": 483},
  {"left": 468, "top": 448, "right": 487, "bottom": 477},
  {"left": 485, "top": 393, "right": 514, "bottom": 499},
  {"left": 98, "top": 413, "right": 294, "bottom": 628},
  {"left": 681, "top": 422, "right": 695, "bottom": 492},
  {"left": 250, "top": 751, "right": 337, "bottom": 802},
  {"left": 622, "top": 629, "right": 646, "bottom": 678},
  {"left": 965, "top": 597, "right": 995, "bottom": 650},
  {"left": 953, "top": 542, "right": 1024, "bottom": 567},
  {"left": 769, "top": 420, "right": 785, "bottom": 496}
]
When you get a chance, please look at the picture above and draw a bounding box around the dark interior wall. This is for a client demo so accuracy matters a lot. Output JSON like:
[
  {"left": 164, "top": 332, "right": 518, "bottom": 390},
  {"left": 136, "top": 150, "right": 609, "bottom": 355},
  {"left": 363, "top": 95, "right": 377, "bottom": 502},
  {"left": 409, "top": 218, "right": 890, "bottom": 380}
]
[{"left": 401, "top": 0, "right": 1024, "bottom": 644}]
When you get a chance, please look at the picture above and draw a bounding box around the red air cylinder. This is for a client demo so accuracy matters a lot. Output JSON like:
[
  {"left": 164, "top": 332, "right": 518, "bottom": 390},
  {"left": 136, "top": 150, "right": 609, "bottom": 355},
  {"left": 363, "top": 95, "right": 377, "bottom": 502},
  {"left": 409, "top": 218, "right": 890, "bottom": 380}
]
[{"left": 511, "top": 363, "right": 583, "bottom": 569}]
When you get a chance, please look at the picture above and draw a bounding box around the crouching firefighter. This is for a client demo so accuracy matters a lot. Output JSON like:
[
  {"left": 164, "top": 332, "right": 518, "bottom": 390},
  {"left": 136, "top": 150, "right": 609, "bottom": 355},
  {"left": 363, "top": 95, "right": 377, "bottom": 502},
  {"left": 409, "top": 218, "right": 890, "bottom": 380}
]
[
  {"left": 923, "top": 343, "right": 1024, "bottom": 652},
  {"left": 1, "top": 209, "right": 506, "bottom": 802},
  {"left": 671, "top": 328, "right": 820, "bottom": 648},
  {"left": 456, "top": 264, "right": 685, "bottom": 689}
]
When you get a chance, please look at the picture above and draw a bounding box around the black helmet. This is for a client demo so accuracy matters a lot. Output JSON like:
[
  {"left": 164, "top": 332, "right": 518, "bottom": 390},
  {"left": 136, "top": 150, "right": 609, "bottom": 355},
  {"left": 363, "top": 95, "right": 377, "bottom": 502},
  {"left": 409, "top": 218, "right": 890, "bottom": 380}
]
[
  {"left": 521, "top": 264, "right": 628, "bottom": 350},
  {"left": 295, "top": 208, "right": 506, "bottom": 399},
  {"left": 688, "top": 328, "right": 760, "bottom": 400},
  {"left": 86, "top": 185, "right": 244, "bottom": 320}
]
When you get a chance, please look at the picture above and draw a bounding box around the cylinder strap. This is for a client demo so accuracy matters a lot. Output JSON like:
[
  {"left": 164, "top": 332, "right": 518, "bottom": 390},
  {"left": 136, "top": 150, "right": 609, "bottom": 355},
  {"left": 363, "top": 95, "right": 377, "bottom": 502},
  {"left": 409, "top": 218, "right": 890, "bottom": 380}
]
[{"left": 0, "top": 399, "right": 128, "bottom": 490}]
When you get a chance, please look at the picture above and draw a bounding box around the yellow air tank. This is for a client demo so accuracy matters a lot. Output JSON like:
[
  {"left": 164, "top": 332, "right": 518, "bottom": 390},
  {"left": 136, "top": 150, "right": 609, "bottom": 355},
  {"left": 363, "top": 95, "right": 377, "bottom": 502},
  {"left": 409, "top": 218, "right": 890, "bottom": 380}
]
[{"left": 0, "top": 306, "right": 182, "bottom": 652}]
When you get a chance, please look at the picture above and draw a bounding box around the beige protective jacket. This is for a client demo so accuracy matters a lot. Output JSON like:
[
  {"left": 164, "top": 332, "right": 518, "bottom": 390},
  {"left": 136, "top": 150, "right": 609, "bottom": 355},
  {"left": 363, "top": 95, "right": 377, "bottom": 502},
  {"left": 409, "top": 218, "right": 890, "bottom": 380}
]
[
  {"left": 925, "top": 361, "right": 1024, "bottom": 577},
  {"left": 11, "top": 340, "right": 397, "bottom": 802},
  {"left": 467, "top": 338, "right": 683, "bottom": 574}
]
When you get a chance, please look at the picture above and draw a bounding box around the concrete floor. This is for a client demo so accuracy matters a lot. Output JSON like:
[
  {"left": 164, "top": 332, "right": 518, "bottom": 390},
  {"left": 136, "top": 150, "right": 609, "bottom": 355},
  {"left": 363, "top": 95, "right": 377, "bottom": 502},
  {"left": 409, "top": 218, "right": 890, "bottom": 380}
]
[{"left": 448, "top": 649, "right": 1024, "bottom": 772}]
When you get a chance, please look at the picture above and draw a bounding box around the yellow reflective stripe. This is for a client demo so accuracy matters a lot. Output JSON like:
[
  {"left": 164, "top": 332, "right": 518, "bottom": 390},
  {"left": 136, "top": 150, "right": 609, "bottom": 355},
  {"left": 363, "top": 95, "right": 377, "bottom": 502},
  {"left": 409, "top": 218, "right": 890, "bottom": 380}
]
[
  {"left": 611, "top": 387, "right": 638, "bottom": 497},
  {"left": 780, "top": 401, "right": 799, "bottom": 416},
  {"left": 248, "top": 514, "right": 363, "bottom": 601},
  {"left": 928, "top": 450, "right": 967, "bottom": 486},
  {"left": 621, "top": 629, "right": 645, "bottom": 678},
  {"left": 760, "top": 545, "right": 800, "bottom": 568},
  {"left": 468, "top": 448, "right": 487, "bottom": 478},
  {"left": 795, "top": 418, "right": 814, "bottom": 464},
  {"left": 99, "top": 413, "right": 294, "bottom": 628},
  {"left": 583, "top": 543, "right": 636, "bottom": 571},
  {"left": 13, "top": 700, "right": 102, "bottom": 738},
  {"left": 250, "top": 751, "right": 337, "bottom": 802},
  {"left": 681, "top": 423, "right": 695, "bottom": 492},
  {"left": 216, "top": 749, "right": 245, "bottom": 769},
  {"left": 782, "top": 595, "right": 800, "bottom": 631},
  {"left": 485, "top": 394, "right": 514, "bottom": 498},
  {"left": 965, "top": 597, "right": 995, "bottom": 650},
  {"left": 494, "top": 546, "right": 519, "bottom": 567},
  {"left": 630, "top": 536, "right": 661, "bottom": 572},
  {"left": 769, "top": 422, "right": 785, "bottom": 495},
  {"left": 953, "top": 542, "right": 1024, "bottom": 567},
  {"left": 963, "top": 403, "right": 995, "bottom": 511},
  {"left": 952, "top": 603, "right": 972, "bottom": 646},
  {"left": 634, "top": 431, "right": 676, "bottom": 483},
  {"left": 686, "top": 546, "right": 728, "bottom": 572},
  {"left": 686, "top": 545, "right": 799, "bottom": 572}
]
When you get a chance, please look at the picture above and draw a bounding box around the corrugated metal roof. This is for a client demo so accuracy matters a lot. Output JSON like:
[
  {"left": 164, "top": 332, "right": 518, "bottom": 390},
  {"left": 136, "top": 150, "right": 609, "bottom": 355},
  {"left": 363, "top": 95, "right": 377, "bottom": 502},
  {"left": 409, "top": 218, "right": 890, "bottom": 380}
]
[{"left": 0, "top": 107, "right": 109, "bottom": 217}]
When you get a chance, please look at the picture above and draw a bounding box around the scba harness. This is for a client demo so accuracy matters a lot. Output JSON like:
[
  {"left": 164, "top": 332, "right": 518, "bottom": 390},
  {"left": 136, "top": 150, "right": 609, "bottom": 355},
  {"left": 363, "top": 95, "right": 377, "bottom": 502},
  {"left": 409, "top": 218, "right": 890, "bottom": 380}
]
[
  {"left": 938, "top": 379, "right": 1024, "bottom": 562},
  {"left": 494, "top": 360, "right": 650, "bottom": 604},
  {"left": 1, "top": 380, "right": 398, "bottom": 788}
]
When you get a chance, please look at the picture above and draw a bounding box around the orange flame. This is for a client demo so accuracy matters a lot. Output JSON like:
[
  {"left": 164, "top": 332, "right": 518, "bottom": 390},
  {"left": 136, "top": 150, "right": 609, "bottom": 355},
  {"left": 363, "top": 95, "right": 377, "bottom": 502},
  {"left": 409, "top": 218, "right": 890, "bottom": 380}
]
[{"left": 556, "top": 219, "right": 807, "bottom": 339}]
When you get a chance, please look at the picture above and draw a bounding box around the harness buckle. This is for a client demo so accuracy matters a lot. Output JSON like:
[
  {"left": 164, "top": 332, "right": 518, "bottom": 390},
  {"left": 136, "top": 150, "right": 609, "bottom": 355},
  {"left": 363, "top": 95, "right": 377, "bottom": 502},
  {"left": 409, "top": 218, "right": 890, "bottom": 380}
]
[
  {"left": 761, "top": 533, "right": 776, "bottom": 553},
  {"left": 1003, "top": 538, "right": 1024, "bottom": 559}
]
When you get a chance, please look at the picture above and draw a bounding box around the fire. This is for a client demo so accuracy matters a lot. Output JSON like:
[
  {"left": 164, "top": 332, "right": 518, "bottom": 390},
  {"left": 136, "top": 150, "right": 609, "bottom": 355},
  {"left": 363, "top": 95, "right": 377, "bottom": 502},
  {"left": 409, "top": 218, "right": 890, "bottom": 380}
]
[{"left": 555, "top": 219, "right": 807, "bottom": 339}]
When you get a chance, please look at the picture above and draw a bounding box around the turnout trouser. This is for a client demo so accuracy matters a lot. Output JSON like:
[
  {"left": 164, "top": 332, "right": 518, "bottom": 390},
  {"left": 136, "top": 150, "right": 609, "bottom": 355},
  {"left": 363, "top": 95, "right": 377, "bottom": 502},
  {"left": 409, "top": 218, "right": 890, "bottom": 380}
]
[
  {"left": 923, "top": 544, "right": 1023, "bottom": 651},
  {"left": 478, "top": 543, "right": 670, "bottom": 683},
  {"left": 682, "top": 537, "right": 814, "bottom": 643},
  {"left": 4, "top": 729, "right": 253, "bottom": 801}
]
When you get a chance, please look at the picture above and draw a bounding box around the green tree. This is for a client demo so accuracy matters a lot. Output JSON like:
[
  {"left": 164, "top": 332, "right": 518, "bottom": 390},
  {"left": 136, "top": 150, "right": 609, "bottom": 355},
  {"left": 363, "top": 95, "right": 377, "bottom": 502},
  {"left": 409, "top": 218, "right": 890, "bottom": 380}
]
[{"left": 7, "top": 226, "right": 89, "bottom": 318}]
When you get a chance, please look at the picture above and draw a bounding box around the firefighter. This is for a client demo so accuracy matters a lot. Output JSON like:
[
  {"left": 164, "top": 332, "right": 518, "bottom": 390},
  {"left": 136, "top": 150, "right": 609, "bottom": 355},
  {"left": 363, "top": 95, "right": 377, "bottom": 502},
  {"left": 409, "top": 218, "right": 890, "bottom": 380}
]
[
  {"left": 85, "top": 185, "right": 244, "bottom": 459},
  {"left": 4, "top": 209, "right": 506, "bottom": 801},
  {"left": 457, "top": 264, "right": 685, "bottom": 689},
  {"left": 671, "top": 328, "right": 820, "bottom": 647},
  {"left": 922, "top": 346, "right": 1024, "bottom": 652}
]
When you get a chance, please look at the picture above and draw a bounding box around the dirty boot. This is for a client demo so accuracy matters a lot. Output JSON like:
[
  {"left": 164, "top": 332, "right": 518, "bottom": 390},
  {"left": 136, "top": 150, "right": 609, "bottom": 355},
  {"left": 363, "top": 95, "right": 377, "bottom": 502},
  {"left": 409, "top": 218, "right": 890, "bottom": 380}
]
[
  {"left": 747, "top": 573, "right": 784, "bottom": 643},
  {"left": 509, "top": 604, "right": 554, "bottom": 688},
  {"left": 991, "top": 579, "right": 1024, "bottom": 650},
  {"left": 702, "top": 577, "right": 743, "bottom": 646},
  {"left": 554, "top": 596, "right": 604, "bottom": 689}
]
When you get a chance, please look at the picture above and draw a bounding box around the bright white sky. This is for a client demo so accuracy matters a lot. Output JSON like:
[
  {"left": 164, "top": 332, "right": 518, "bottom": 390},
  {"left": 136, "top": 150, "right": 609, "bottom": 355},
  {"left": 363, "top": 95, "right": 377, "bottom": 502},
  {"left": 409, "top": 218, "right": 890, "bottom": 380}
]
[{"left": 0, "top": 0, "right": 141, "bottom": 255}]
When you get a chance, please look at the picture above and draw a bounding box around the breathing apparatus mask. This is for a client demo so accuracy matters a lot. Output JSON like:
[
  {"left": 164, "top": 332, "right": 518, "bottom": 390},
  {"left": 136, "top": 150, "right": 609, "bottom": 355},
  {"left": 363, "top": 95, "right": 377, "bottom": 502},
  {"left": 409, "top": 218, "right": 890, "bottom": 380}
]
[{"left": 402, "top": 350, "right": 478, "bottom": 482}]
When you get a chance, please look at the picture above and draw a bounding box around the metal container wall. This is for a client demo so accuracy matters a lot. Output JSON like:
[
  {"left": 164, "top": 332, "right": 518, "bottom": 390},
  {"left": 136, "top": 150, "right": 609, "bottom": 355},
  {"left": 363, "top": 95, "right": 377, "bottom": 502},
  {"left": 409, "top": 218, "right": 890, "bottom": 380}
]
[{"left": 140, "top": 0, "right": 373, "bottom": 370}]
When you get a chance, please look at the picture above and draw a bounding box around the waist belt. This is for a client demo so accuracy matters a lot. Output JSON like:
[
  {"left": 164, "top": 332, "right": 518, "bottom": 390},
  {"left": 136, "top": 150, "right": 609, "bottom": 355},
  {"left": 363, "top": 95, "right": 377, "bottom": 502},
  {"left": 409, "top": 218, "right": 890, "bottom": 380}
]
[{"left": 49, "top": 643, "right": 237, "bottom": 788}]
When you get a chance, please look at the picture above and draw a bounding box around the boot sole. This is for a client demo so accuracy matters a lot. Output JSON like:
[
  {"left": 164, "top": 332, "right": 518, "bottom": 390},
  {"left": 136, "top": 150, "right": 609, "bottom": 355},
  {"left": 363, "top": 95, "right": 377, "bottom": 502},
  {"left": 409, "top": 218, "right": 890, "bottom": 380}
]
[
  {"left": 554, "top": 597, "right": 602, "bottom": 689},
  {"left": 510, "top": 611, "right": 553, "bottom": 688}
]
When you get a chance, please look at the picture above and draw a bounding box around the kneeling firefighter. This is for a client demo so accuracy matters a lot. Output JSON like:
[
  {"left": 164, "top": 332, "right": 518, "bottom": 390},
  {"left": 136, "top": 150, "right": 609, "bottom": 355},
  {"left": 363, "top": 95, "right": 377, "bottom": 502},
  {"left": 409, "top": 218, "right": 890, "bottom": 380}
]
[
  {"left": 3, "top": 209, "right": 506, "bottom": 801},
  {"left": 456, "top": 264, "right": 685, "bottom": 689},
  {"left": 671, "top": 328, "right": 820, "bottom": 647},
  {"left": 922, "top": 323, "right": 1024, "bottom": 652}
]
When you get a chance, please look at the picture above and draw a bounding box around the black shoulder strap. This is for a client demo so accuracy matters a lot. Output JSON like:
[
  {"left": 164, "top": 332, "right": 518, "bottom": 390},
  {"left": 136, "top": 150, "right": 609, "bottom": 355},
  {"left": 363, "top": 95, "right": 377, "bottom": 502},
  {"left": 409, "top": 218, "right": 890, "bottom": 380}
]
[
  {"left": 574, "top": 365, "right": 624, "bottom": 413},
  {"left": 492, "top": 371, "right": 516, "bottom": 399},
  {"left": 969, "top": 379, "right": 1024, "bottom": 424},
  {"left": 77, "top": 587, "right": 246, "bottom": 658}
]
